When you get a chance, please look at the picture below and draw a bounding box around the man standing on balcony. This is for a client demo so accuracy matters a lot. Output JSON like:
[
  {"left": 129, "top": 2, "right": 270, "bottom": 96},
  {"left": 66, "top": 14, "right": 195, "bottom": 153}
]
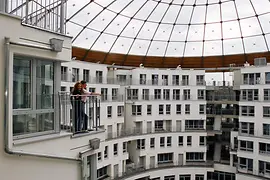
[{"left": 81, "top": 80, "right": 101, "bottom": 131}]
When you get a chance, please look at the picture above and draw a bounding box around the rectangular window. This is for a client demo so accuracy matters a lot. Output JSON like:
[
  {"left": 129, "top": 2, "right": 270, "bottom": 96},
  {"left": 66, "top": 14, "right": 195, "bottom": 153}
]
[
  {"left": 61, "top": 66, "right": 67, "bottom": 81},
  {"left": 266, "top": 72, "right": 270, "bottom": 84},
  {"left": 187, "top": 136, "right": 192, "bottom": 146},
  {"left": 112, "top": 88, "right": 118, "bottom": 101},
  {"left": 173, "top": 89, "right": 180, "bottom": 100},
  {"left": 259, "top": 160, "right": 270, "bottom": 175},
  {"left": 137, "top": 139, "right": 145, "bottom": 150},
  {"left": 166, "top": 104, "right": 171, "bottom": 115},
  {"left": 150, "top": 138, "right": 155, "bottom": 148},
  {"left": 240, "top": 122, "right": 254, "bottom": 135},
  {"left": 263, "top": 107, "right": 270, "bottom": 117},
  {"left": 164, "top": 175, "right": 175, "bottom": 180},
  {"left": 259, "top": 143, "right": 270, "bottom": 154},
  {"left": 158, "top": 153, "right": 173, "bottom": 164},
  {"left": 182, "top": 75, "right": 189, "bottom": 86},
  {"left": 172, "top": 75, "right": 179, "bottom": 85},
  {"left": 199, "top": 136, "right": 205, "bottom": 146},
  {"left": 147, "top": 105, "right": 152, "bottom": 115},
  {"left": 176, "top": 104, "right": 181, "bottom": 114},
  {"left": 185, "top": 120, "right": 204, "bottom": 130},
  {"left": 61, "top": 86, "right": 66, "bottom": 91},
  {"left": 154, "top": 89, "right": 162, "bottom": 100},
  {"left": 89, "top": 88, "right": 96, "bottom": 93},
  {"left": 152, "top": 74, "right": 159, "bottom": 85},
  {"left": 104, "top": 146, "right": 108, "bottom": 158},
  {"left": 197, "top": 90, "right": 205, "bottom": 100},
  {"left": 160, "top": 137, "right": 165, "bottom": 147},
  {"left": 263, "top": 124, "right": 270, "bottom": 136},
  {"left": 101, "top": 88, "right": 108, "bottom": 101},
  {"left": 132, "top": 105, "right": 142, "bottom": 115},
  {"left": 195, "top": 175, "right": 204, "bottom": 180},
  {"left": 163, "top": 89, "right": 170, "bottom": 100},
  {"left": 241, "top": 106, "right": 255, "bottom": 116},
  {"left": 140, "top": 74, "right": 146, "bottom": 85},
  {"left": 264, "top": 89, "right": 270, "bottom": 101},
  {"left": 199, "top": 105, "right": 205, "bottom": 114},
  {"left": 127, "top": 89, "right": 138, "bottom": 100},
  {"left": 117, "top": 106, "right": 124, "bottom": 117},
  {"left": 96, "top": 71, "right": 103, "bottom": 83},
  {"left": 185, "top": 104, "right": 190, "bottom": 114},
  {"left": 83, "top": 69, "right": 90, "bottom": 82},
  {"left": 97, "top": 166, "right": 108, "bottom": 179},
  {"left": 113, "top": 144, "right": 118, "bottom": 155},
  {"left": 13, "top": 57, "right": 55, "bottom": 137},
  {"left": 123, "top": 142, "right": 127, "bottom": 153},
  {"left": 186, "top": 152, "right": 204, "bottom": 162},
  {"left": 183, "top": 89, "right": 191, "bottom": 100},
  {"left": 142, "top": 89, "right": 149, "bottom": 100},
  {"left": 155, "top": 121, "right": 164, "bottom": 131},
  {"left": 241, "top": 89, "right": 259, "bottom": 101},
  {"left": 179, "top": 175, "right": 191, "bottom": 180},
  {"left": 107, "top": 106, "right": 112, "bottom": 118},
  {"left": 239, "top": 157, "right": 253, "bottom": 172},
  {"left": 159, "top": 104, "right": 164, "bottom": 115},
  {"left": 167, "top": 136, "right": 172, "bottom": 147},
  {"left": 178, "top": 136, "right": 183, "bottom": 146},
  {"left": 72, "top": 68, "right": 79, "bottom": 82},
  {"left": 162, "top": 75, "right": 169, "bottom": 86},
  {"left": 196, "top": 75, "right": 205, "bottom": 85},
  {"left": 98, "top": 152, "right": 102, "bottom": 161},
  {"left": 239, "top": 140, "right": 253, "bottom": 152}
]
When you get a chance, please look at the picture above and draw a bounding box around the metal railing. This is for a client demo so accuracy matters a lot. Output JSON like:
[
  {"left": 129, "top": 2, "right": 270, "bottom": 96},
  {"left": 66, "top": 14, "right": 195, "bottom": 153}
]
[
  {"left": 6, "top": 0, "right": 66, "bottom": 33},
  {"left": 206, "top": 95, "right": 238, "bottom": 101},
  {"left": 206, "top": 109, "right": 239, "bottom": 116},
  {"left": 58, "top": 92, "right": 101, "bottom": 134}
]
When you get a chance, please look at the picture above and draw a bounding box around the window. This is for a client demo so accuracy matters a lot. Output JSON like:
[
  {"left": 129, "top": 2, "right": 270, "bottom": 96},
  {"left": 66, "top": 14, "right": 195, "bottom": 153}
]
[
  {"left": 240, "top": 122, "right": 254, "bottom": 135},
  {"left": 178, "top": 136, "right": 183, "bottom": 146},
  {"left": 72, "top": 68, "right": 79, "bottom": 82},
  {"left": 186, "top": 152, "right": 204, "bottom": 162},
  {"left": 61, "top": 66, "right": 67, "bottom": 81},
  {"left": 117, "top": 106, "right": 124, "bottom": 117},
  {"left": 140, "top": 74, "right": 146, "bottom": 85},
  {"left": 263, "top": 124, "right": 270, "bottom": 136},
  {"left": 195, "top": 175, "right": 204, "bottom": 180},
  {"left": 107, "top": 106, "right": 112, "bottom": 118},
  {"left": 259, "top": 143, "right": 270, "bottom": 154},
  {"left": 123, "top": 142, "right": 127, "bottom": 153},
  {"left": 113, "top": 144, "right": 118, "bottom": 155},
  {"left": 266, "top": 72, "right": 270, "bottom": 84},
  {"left": 101, "top": 88, "right": 108, "bottom": 101},
  {"left": 83, "top": 69, "right": 90, "bottom": 82},
  {"left": 243, "top": 73, "right": 260, "bottom": 85},
  {"left": 185, "top": 104, "right": 190, "bottom": 114},
  {"left": 160, "top": 137, "right": 165, "bottom": 147},
  {"left": 183, "top": 89, "right": 191, "bottom": 100},
  {"left": 163, "top": 89, "right": 170, "bottom": 100},
  {"left": 132, "top": 105, "right": 142, "bottom": 115},
  {"left": 152, "top": 74, "right": 159, "bottom": 85},
  {"left": 241, "top": 89, "right": 259, "bottom": 101},
  {"left": 166, "top": 105, "right": 171, "bottom": 115},
  {"left": 199, "top": 105, "right": 205, "bottom": 114},
  {"left": 199, "top": 136, "right": 205, "bottom": 146},
  {"left": 241, "top": 106, "right": 255, "bottom": 116},
  {"left": 137, "top": 139, "right": 145, "bottom": 150},
  {"left": 173, "top": 89, "right": 180, "bottom": 100},
  {"left": 104, "top": 146, "right": 108, "bottom": 158},
  {"left": 112, "top": 88, "right": 118, "bottom": 101},
  {"left": 259, "top": 161, "right": 270, "bottom": 174},
  {"left": 96, "top": 71, "right": 103, "bottom": 83},
  {"left": 147, "top": 105, "right": 152, "bottom": 115},
  {"left": 239, "top": 140, "right": 253, "bottom": 152},
  {"left": 142, "top": 89, "right": 149, "bottom": 100},
  {"left": 239, "top": 157, "right": 253, "bottom": 172},
  {"left": 154, "top": 89, "right": 161, "bottom": 99},
  {"left": 162, "top": 75, "right": 169, "bottom": 85},
  {"left": 155, "top": 121, "right": 163, "bottom": 131},
  {"left": 196, "top": 75, "right": 204, "bottom": 85},
  {"left": 197, "top": 90, "right": 205, "bottom": 100},
  {"left": 116, "top": 75, "right": 127, "bottom": 85},
  {"left": 13, "top": 57, "right": 55, "bottom": 137},
  {"left": 158, "top": 153, "right": 173, "bottom": 164},
  {"left": 127, "top": 89, "right": 138, "bottom": 100},
  {"left": 97, "top": 166, "right": 108, "bottom": 180},
  {"left": 182, "top": 75, "right": 189, "bottom": 85},
  {"left": 98, "top": 152, "right": 102, "bottom": 161},
  {"left": 187, "top": 136, "right": 192, "bottom": 146},
  {"left": 89, "top": 88, "right": 95, "bottom": 93},
  {"left": 172, "top": 75, "right": 179, "bottom": 85},
  {"left": 150, "top": 138, "right": 155, "bottom": 148},
  {"left": 264, "top": 89, "right": 270, "bottom": 101},
  {"left": 185, "top": 120, "right": 204, "bottom": 130},
  {"left": 167, "top": 136, "right": 172, "bottom": 147},
  {"left": 263, "top": 107, "right": 270, "bottom": 117},
  {"left": 179, "top": 175, "right": 191, "bottom": 180},
  {"left": 164, "top": 175, "right": 175, "bottom": 180},
  {"left": 159, "top": 105, "right": 164, "bottom": 115},
  {"left": 176, "top": 104, "right": 181, "bottom": 114}
]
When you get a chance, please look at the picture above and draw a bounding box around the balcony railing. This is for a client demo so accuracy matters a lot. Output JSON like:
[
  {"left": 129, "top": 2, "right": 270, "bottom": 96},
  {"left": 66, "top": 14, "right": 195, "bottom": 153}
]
[
  {"left": 6, "top": 0, "right": 67, "bottom": 34},
  {"left": 126, "top": 95, "right": 206, "bottom": 101},
  {"left": 58, "top": 92, "right": 101, "bottom": 134},
  {"left": 206, "top": 109, "right": 239, "bottom": 116},
  {"left": 206, "top": 95, "right": 238, "bottom": 101}
]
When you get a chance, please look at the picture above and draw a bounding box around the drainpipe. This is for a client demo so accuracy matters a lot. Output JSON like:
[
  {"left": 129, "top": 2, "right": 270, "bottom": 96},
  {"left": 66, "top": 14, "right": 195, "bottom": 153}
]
[{"left": 4, "top": 37, "right": 84, "bottom": 178}]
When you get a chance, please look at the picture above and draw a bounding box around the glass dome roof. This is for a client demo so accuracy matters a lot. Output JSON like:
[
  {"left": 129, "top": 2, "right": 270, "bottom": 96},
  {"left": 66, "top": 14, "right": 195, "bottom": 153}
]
[{"left": 66, "top": 0, "right": 270, "bottom": 57}]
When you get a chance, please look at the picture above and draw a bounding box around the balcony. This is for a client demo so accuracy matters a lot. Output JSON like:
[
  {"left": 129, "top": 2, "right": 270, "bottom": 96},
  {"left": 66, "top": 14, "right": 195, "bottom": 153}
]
[{"left": 59, "top": 92, "right": 101, "bottom": 134}]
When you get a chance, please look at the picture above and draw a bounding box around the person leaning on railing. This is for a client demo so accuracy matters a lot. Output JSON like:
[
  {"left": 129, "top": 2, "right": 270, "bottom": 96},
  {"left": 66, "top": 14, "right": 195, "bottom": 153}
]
[
  {"left": 80, "top": 80, "right": 101, "bottom": 131},
  {"left": 71, "top": 82, "right": 84, "bottom": 133}
]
